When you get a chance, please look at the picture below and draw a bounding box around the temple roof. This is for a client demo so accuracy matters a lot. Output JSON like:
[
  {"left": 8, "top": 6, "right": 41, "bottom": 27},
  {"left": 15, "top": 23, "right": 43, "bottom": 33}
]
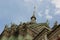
[{"left": 26, "top": 22, "right": 50, "bottom": 34}]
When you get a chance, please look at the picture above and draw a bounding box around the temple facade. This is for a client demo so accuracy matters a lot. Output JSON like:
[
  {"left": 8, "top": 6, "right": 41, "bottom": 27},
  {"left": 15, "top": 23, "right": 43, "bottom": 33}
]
[{"left": 0, "top": 6, "right": 60, "bottom": 40}]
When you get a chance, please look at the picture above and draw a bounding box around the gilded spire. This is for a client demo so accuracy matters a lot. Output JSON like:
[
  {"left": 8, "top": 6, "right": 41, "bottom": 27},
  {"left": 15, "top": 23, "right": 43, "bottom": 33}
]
[
  {"left": 30, "top": 5, "right": 37, "bottom": 23},
  {"left": 31, "top": 5, "right": 37, "bottom": 20},
  {"left": 33, "top": 5, "right": 37, "bottom": 14}
]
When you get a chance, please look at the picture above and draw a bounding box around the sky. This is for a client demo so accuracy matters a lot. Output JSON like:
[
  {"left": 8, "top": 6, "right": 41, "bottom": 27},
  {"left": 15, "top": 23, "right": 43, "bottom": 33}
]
[{"left": 0, "top": 0, "right": 60, "bottom": 34}]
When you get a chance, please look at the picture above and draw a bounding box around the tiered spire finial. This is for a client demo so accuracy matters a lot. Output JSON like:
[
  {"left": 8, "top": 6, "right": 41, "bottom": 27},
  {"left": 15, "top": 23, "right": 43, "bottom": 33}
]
[
  {"left": 5, "top": 24, "right": 8, "bottom": 28},
  {"left": 33, "top": 4, "right": 37, "bottom": 14},
  {"left": 31, "top": 5, "right": 37, "bottom": 20},
  {"left": 54, "top": 21, "right": 58, "bottom": 25},
  {"left": 30, "top": 5, "right": 37, "bottom": 23},
  {"left": 46, "top": 19, "right": 49, "bottom": 25}
]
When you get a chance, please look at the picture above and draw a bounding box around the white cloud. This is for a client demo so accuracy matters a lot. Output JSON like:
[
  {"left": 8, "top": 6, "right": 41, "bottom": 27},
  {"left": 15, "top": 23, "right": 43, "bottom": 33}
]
[
  {"left": 52, "top": 0, "right": 60, "bottom": 15},
  {"left": 37, "top": 0, "right": 43, "bottom": 3},
  {"left": 24, "top": 0, "right": 42, "bottom": 2},
  {"left": 24, "top": 0, "right": 43, "bottom": 5},
  {"left": 24, "top": 0, "right": 33, "bottom": 3},
  {"left": 45, "top": 9, "right": 53, "bottom": 19},
  {"left": 55, "top": 10, "right": 60, "bottom": 15},
  {"left": 52, "top": 0, "right": 60, "bottom": 8},
  {"left": 45, "top": 9, "right": 49, "bottom": 15},
  {"left": 38, "top": 9, "right": 53, "bottom": 19},
  {"left": 46, "top": 15, "right": 53, "bottom": 19},
  {"left": 51, "top": 0, "right": 60, "bottom": 15},
  {"left": 38, "top": 11, "right": 43, "bottom": 17},
  {"left": 38, "top": 13, "right": 43, "bottom": 17},
  {"left": 39, "top": 0, "right": 43, "bottom": 2}
]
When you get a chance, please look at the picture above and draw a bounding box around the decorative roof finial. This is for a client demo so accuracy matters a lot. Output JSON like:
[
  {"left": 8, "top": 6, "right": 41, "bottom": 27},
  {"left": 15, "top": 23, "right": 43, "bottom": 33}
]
[
  {"left": 46, "top": 19, "right": 49, "bottom": 25},
  {"left": 30, "top": 4, "right": 37, "bottom": 23},
  {"left": 5, "top": 24, "right": 8, "bottom": 28},
  {"left": 31, "top": 5, "right": 37, "bottom": 20},
  {"left": 4, "top": 24, "right": 8, "bottom": 31},
  {"left": 33, "top": 4, "right": 37, "bottom": 14},
  {"left": 54, "top": 21, "right": 58, "bottom": 25}
]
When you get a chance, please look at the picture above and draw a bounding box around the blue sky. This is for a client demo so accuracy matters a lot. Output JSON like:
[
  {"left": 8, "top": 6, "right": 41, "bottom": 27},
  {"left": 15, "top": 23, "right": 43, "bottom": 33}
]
[{"left": 0, "top": 0, "right": 60, "bottom": 34}]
